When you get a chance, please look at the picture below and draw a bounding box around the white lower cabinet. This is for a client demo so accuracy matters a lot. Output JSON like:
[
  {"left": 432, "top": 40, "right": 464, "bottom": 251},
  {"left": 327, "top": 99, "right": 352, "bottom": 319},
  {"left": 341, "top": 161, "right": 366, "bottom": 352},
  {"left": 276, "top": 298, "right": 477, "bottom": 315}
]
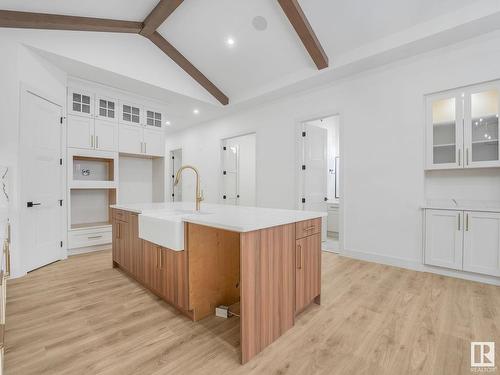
[
  {"left": 424, "top": 209, "right": 463, "bottom": 270},
  {"left": 68, "top": 226, "right": 112, "bottom": 249},
  {"left": 425, "top": 209, "right": 500, "bottom": 277},
  {"left": 463, "top": 211, "right": 500, "bottom": 277}
]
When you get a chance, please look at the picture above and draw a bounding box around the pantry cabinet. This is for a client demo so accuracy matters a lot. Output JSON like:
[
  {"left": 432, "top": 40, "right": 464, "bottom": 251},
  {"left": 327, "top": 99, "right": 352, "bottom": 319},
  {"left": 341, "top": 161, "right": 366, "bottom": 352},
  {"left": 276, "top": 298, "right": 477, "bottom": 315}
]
[
  {"left": 424, "top": 209, "right": 500, "bottom": 277},
  {"left": 426, "top": 81, "right": 500, "bottom": 169}
]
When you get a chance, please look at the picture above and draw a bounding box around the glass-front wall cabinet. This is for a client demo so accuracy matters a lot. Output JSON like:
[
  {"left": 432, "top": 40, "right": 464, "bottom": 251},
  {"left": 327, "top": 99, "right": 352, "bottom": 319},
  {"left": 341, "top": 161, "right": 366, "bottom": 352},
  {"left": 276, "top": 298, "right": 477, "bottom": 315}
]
[
  {"left": 426, "top": 92, "right": 462, "bottom": 169},
  {"left": 426, "top": 81, "right": 500, "bottom": 169},
  {"left": 466, "top": 85, "right": 500, "bottom": 166}
]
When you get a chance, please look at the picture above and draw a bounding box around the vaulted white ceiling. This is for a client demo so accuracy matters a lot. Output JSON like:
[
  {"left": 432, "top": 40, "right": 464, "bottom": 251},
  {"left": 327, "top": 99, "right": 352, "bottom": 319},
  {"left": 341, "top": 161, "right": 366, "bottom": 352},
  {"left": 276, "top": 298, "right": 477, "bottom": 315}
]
[{"left": 1, "top": 0, "right": 500, "bottom": 130}]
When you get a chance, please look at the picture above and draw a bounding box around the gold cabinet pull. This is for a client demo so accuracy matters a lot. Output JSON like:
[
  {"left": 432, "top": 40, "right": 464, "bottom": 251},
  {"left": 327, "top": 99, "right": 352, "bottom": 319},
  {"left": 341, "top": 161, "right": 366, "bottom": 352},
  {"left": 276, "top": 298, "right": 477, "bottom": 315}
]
[{"left": 458, "top": 213, "right": 461, "bottom": 231}]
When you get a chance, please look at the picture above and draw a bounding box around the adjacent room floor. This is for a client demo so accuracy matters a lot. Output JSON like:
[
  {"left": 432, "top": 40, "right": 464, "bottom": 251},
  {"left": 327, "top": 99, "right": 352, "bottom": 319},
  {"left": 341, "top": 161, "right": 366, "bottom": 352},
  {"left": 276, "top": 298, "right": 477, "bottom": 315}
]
[{"left": 5, "top": 250, "right": 499, "bottom": 375}]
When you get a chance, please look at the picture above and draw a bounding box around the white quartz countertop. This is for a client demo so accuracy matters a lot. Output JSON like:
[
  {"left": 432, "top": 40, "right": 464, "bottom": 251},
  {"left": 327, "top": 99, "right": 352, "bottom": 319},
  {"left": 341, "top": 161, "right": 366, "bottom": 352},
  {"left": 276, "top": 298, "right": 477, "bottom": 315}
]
[
  {"left": 421, "top": 199, "right": 500, "bottom": 213},
  {"left": 111, "top": 202, "right": 327, "bottom": 233}
]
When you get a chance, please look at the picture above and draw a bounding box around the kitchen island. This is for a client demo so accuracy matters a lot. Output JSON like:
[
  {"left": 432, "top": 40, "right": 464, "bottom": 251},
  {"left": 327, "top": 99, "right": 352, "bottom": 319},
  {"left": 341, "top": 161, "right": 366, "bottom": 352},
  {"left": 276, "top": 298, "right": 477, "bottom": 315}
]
[{"left": 110, "top": 202, "right": 326, "bottom": 364}]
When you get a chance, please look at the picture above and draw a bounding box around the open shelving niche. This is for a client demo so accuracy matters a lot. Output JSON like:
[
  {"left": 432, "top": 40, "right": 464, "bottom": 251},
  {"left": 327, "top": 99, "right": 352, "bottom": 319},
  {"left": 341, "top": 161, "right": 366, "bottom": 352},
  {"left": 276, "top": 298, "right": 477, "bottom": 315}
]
[{"left": 67, "top": 148, "right": 118, "bottom": 249}]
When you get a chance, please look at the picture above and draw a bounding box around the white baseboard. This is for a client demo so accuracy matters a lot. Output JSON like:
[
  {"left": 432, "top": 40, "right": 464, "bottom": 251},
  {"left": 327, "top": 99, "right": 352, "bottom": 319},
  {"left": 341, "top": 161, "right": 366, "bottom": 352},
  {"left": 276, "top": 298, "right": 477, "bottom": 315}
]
[
  {"left": 68, "top": 243, "right": 111, "bottom": 256},
  {"left": 339, "top": 248, "right": 500, "bottom": 286}
]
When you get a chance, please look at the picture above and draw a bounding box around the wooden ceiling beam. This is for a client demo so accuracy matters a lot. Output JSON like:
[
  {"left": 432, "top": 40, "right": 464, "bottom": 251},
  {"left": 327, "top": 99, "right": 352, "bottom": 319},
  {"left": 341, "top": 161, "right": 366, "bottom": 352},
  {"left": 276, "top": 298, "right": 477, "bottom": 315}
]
[
  {"left": 140, "top": 0, "right": 184, "bottom": 37},
  {"left": 0, "top": 10, "right": 143, "bottom": 33},
  {"left": 146, "top": 32, "right": 229, "bottom": 105},
  {"left": 277, "top": 0, "right": 329, "bottom": 70}
]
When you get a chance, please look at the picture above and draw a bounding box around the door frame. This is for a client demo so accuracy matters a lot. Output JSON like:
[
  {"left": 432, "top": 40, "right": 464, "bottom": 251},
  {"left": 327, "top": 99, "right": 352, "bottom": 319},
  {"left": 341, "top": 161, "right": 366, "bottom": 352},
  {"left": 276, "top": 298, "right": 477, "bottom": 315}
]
[
  {"left": 18, "top": 82, "right": 67, "bottom": 274},
  {"left": 294, "top": 112, "right": 344, "bottom": 253}
]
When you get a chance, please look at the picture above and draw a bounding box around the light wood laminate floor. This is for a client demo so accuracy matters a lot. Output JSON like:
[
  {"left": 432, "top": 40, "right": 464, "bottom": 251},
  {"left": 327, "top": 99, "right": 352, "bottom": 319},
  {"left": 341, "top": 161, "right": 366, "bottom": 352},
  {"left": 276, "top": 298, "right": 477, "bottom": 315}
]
[{"left": 5, "top": 250, "right": 500, "bottom": 375}]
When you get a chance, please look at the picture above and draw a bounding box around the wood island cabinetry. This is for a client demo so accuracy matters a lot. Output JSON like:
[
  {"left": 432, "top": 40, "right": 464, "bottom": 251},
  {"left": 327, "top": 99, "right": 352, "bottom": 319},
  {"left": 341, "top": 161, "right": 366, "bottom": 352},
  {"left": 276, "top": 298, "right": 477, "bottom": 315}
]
[{"left": 111, "top": 207, "right": 322, "bottom": 364}]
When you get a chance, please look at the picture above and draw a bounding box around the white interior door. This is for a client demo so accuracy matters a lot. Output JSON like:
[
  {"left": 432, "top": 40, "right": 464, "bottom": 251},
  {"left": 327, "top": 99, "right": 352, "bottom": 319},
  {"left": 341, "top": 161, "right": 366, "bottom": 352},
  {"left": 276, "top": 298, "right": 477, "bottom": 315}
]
[
  {"left": 424, "top": 209, "right": 463, "bottom": 270},
  {"left": 94, "top": 119, "right": 117, "bottom": 152},
  {"left": 222, "top": 142, "right": 239, "bottom": 205},
  {"left": 20, "top": 90, "right": 64, "bottom": 272},
  {"left": 170, "top": 149, "right": 182, "bottom": 202},
  {"left": 301, "top": 124, "right": 327, "bottom": 239},
  {"left": 463, "top": 211, "right": 500, "bottom": 276}
]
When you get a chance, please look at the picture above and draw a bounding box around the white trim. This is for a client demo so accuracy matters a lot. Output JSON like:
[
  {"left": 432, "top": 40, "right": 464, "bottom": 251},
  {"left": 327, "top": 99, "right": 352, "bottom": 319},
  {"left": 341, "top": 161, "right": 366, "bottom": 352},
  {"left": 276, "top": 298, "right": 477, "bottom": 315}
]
[
  {"left": 340, "top": 248, "right": 500, "bottom": 286},
  {"left": 67, "top": 244, "right": 111, "bottom": 256}
]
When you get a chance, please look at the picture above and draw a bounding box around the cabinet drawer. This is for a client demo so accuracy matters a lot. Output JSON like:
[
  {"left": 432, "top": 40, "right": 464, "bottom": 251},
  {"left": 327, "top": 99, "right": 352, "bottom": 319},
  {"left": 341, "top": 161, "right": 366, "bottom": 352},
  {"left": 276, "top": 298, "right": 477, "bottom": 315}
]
[
  {"left": 68, "top": 227, "right": 112, "bottom": 249},
  {"left": 296, "top": 218, "right": 321, "bottom": 239},
  {"left": 113, "top": 209, "right": 130, "bottom": 222}
]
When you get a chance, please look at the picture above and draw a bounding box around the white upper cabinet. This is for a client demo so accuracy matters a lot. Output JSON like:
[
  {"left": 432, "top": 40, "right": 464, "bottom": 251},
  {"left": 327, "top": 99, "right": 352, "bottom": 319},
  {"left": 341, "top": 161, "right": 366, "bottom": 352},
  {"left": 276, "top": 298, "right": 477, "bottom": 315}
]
[
  {"left": 143, "top": 128, "right": 165, "bottom": 157},
  {"left": 68, "top": 88, "right": 93, "bottom": 118},
  {"left": 95, "top": 96, "right": 118, "bottom": 122},
  {"left": 426, "top": 91, "right": 463, "bottom": 169},
  {"left": 119, "top": 123, "right": 143, "bottom": 155},
  {"left": 426, "top": 80, "right": 500, "bottom": 170},
  {"left": 463, "top": 211, "right": 500, "bottom": 277},
  {"left": 68, "top": 115, "right": 93, "bottom": 149},
  {"left": 463, "top": 82, "right": 500, "bottom": 168},
  {"left": 94, "top": 119, "right": 118, "bottom": 152},
  {"left": 120, "top": 102, "right": 142, "bottom": 126}
]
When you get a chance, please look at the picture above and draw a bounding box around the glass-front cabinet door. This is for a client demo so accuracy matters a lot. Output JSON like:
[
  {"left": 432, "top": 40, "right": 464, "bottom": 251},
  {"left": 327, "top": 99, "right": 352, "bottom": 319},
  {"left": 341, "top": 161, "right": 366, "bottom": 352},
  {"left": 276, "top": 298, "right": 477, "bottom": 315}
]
[
  {"left": 426, "top": 92, "right": 464, "bottom": 169},
  {"left": 464, "top": 83, "right": 500, "bottom": 168}
]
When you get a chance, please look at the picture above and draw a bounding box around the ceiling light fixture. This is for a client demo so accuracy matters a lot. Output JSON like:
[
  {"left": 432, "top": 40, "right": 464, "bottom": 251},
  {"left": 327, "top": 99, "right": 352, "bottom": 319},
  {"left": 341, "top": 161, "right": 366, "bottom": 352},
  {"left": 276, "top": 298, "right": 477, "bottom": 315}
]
[
  {"left": 165, "top": 121, "right": 171, "bottom": 126},
  {"left": 193, "top": 109, "right": 200, "bottom": 115},
  {"left": 225, "top": 37, "right": 236, "bottom": 47}
]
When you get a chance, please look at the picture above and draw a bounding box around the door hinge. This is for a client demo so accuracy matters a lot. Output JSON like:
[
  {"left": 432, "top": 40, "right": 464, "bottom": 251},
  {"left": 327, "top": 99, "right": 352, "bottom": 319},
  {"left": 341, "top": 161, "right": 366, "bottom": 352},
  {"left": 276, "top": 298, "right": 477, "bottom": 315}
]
[
  {"left": 324, "top": 197, "right": 328, "bottom": 201},
  {"left": 60, "top": 117, "right": 64, "bottom": 124},
  {"left": 171, "top": 193, "right": 174, "bottom": 197},
  {"left": 172, "top": 156, "right": 175, "bottom": 160},
  {"left": 171, "top": 175, "right": 174, "bottom": 179},
  {"left": 59, "top": 199, "right": 63, "bottom": 206},
  {"left": 223, "top": 170, "right": 227, "bottom": 175},
  {"left": 302, "top": 131, "right": 306, "bottom": 137},
  {"left": 302, "top": 165, "right": 306, "bottom": 170},
  {"left": 223, "top": 146, "right": 227, "bottom": 151},
  {"left": 59, "top": 158, "right": 63, "bottom": 166},
  {"left": 301, "top": 198, "right": 306, "bottom": 203},
  {"left": 60, "top": 241, "right": 63, "bottom": 248},
  {"left": 223, "top": 195, "right": 227, "bottom": 200}
]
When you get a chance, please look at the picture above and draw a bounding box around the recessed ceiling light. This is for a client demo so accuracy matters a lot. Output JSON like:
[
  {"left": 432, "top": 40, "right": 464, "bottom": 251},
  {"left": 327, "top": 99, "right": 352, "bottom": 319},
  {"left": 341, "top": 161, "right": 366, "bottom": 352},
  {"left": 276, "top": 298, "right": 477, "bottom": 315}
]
[
  {"left": 225, "top": 37, "right": 236, "bottom": 47},
  {"left": 165, "top": 121, "right": 171, "bottom": 126},
  {"left": 193, "top": 109, "right": 199, "bottom": 115}
]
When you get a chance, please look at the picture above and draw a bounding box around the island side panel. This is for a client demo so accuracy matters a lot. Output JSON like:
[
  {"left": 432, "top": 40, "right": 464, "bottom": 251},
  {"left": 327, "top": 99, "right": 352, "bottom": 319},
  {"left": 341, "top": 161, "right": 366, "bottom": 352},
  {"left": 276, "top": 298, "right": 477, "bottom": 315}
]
[
  {"left": 240, "top": 223, "right": 295, "bottom": 364},
  {"left": 187, "top": 223, "right": 240, "bottom": 321}
]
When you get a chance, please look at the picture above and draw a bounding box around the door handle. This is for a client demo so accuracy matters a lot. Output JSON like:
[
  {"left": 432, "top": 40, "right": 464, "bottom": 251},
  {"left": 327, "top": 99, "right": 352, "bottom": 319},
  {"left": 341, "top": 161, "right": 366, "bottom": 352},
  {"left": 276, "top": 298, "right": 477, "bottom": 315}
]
[
  {"left": 91, "top": 135, "right": 94, "bottom": 148},
  {"left": 457, "top": 213, "right": 461, "bottom": 231},
  {"left": 466, "top": 148, "right": 469, "bottom": 166},
  {"left": 458, "top": 149, "right": 461, "bottom": 166},
  {"left": 466, "top": 213, "right": 469, "bottom": 231},
  {"left": 27, "top": 201, "right": 41, "bottom": 208}
]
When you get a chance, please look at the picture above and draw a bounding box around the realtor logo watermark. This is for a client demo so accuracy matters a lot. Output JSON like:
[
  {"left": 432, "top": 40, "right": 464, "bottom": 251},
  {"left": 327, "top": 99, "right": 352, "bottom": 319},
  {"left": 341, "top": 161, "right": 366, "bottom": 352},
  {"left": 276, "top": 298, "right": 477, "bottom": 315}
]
[{"left": 471, "top": 342, "right": 496, "bottom": 372}]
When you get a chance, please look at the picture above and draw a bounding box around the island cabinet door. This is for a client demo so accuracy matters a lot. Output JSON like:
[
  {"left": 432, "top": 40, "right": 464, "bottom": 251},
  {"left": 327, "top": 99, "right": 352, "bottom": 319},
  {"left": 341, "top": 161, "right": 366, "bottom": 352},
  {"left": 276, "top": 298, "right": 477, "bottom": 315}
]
[
  {"left": 119, "top": 220, "right": 132, "bottom": 273},
  {"left": 130, "top": 214, "right": 145, "bottom": 282},
  {"left": 144, "top": 242, "right": 163, "bottom": 295},
  {"left": 112, "top": 219, "right": 125, "bottom": 265},
  {"left": 295, "top": 233, "right": 321, "bottom": 314}
]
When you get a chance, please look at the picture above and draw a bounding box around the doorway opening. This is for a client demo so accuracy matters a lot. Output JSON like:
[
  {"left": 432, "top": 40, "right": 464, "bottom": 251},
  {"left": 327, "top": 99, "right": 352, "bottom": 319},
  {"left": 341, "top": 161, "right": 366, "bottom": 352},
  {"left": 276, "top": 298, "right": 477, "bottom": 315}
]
[
  {"left": 220, "top": 133, "right": 256, "bottom": 206},
  {"left": 170, "top": 149, "right": 182, "bottom": 202},
  {"left": 297, "top": 114, "right": 340, "bottom": 253}
]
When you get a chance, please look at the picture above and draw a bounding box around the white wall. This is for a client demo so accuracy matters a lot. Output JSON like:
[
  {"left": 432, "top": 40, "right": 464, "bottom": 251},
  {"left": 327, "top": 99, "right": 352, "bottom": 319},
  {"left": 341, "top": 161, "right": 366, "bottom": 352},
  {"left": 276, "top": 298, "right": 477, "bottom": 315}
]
[
  {"left": 119, "top": 157, "right": 154, "bottom": 204},
  {"left": 0, "top": 38, "right": 67, "bottom": 278},
  {"left": 166, "top": 30, "right": 500, "bottom": 268}
]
